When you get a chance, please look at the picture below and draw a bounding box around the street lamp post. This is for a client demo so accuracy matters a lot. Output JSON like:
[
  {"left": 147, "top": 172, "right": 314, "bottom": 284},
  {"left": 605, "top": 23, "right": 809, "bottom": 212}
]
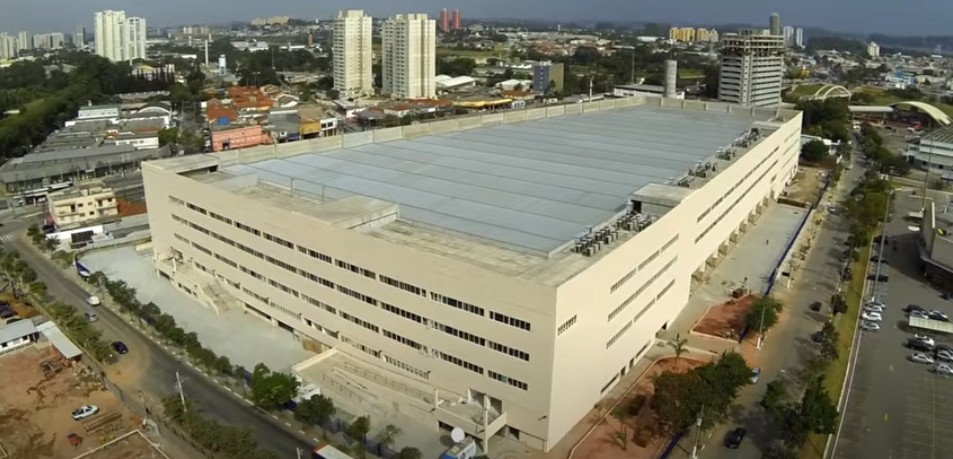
[
  {"left": 756, "top": 298, "right": 767, "bottom": 350},
  {"left": 691, "top": 405, "right": 705, "bottom": 459}
]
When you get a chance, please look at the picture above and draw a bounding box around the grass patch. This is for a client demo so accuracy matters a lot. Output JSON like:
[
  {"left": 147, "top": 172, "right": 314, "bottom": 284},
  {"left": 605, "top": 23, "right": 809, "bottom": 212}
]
[
  {"left": 787, "top": 83, "right": 825, "bottom": 99},
  {"left": 799, "top": 243, "right": 873, "bottom": 459}
]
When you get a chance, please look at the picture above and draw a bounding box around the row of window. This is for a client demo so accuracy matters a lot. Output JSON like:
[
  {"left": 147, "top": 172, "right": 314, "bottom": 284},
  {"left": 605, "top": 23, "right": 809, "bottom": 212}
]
[
  {"left": 610, "top": 234, "right": 679, "bottom": 294},
  {"left": 557, "top": 315, "right": 577, "bottom": 336},
  {"left": 341, "top": 311, "right": 380, "bottom": 333},
  {"left": 695, "top": 158, "right": 778, "bottom": 244},
  {"left": 609, "top": 257, "right": 677, "bottom": 322},
  {"left": 383, "top": 329, "right": 424, "bottom": 350},
  {"left": 696, "top": 146, "right": 779, "bottom": 224},
  {"left": 488, "top": 370, "right": 528, "bottom": 391},
  {"left": 438, "top": 351, "right": 484, "bottom": 375},
  {"left": 177, "top": 197, "right": 533, "bottom": 336},
  {"left": 608, "top": 274, "right": 679, "bottom": 349}
]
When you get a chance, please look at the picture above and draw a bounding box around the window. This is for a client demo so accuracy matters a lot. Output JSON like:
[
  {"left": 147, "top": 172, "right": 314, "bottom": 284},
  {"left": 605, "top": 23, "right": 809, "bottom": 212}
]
[
  {"left": 264, "top": 255, "right": 298, "bottom": 274},
  {"left": 557, "top": 315, "right": 577, "bottom": 335},
  {"left": 215, "top": 253, "right": 238, "bottom": 268},
  {"left": 340, "top": 312, "right": 380, "bottom": 333},
  {"left": 340, "top": 335, "right": 380, "bottom": 357},
  {"left": 610, "top": 267, "right": 638, "bottom": 293},
  {"left": 169, "top": 196, "right": 185, "bottom": 205},
  {"left": 434, "top": 322, "right": 486, "bottom": 346},
  {"left": 488, "top": 371, "right": 528, "bottom": 390},
  {"left": 638, "top": 250, "right": 659, "bottom": 271},
  {"left": 264, "top": 232, "right": 294, "bottom": 249},
  {"left": 302, "top": 272, "right": 336, "bottom": 290},
  {"left": 662, "top": 235, "right": 679, "bottom": 252},
  {"left": 380, "top": 275, "right": 426, "bottom": 296},
  {"left": 488, "top": 340, "right": 530, "bottom": 361},
  {"left": 384, "top": 355, "right": 429, "bottom": 379},
  {"left": 609, "top": 292, "right": 637, "bottom": 322},
  {"left": 490, "top": 311, "right": 531, "bottom": 331},
  {"left": 186, "top": 202, "right": 207, "bottom": 215},
  {"left": 191, "top": 242, "right": 212, "bottom": 256},
  {"left": 383, "top": 329, "right": 423, "bottom": 350},
  {"left": 656, "top": 279, "right": 676, "bottom": 299},
  {"left": 298, "top": 246, "right": 333, "bottom": 264},
  {"left": 437, "top": 351, "right": 484, "bottom": 375},
  {"left": 381, "top": 302, "right": 424, "bottom": 324},
  {"left": 337, "top": 285, "right": 379, "bottom": 306},
  {"left": 208, "top": 211, "right": 232, "bottom": 225},
  {"left": 431, "top": 293, "right": 484, "bottom": 316},
  {"left": 336, "top": 260, "right": 377, "bottom": 279},
  {"left": 235, "top": 222, "right": 261, "bottom": 237},
  {"left": 607, "top": 321, "right": 634, "bottom": 349},
  {"left": 302, "top": 294, "right": 337, "bottom": 314}
]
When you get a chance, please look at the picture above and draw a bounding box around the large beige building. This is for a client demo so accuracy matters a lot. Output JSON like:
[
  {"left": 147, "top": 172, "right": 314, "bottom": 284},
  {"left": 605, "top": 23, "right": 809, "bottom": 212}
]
[
  {"left": 332, "top": 10, "right": 374, "bottom": 98},
  {"left": 142, "top": 97, "right": 801, "bottom": 451},
  {"left": 381, "top": 13, "right": 436, "bottom": 99},
  {"left": 94, "top": 10, "right": 146, "bottom": 62},
  {"left": 47, "top": 182, "right": 118, "bottom": 229}
]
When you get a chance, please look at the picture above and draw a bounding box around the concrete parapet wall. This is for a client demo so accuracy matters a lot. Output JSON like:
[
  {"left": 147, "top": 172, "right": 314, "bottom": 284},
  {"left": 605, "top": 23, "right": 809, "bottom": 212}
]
[
  {"left": 504, "top": 110, "right": 528, "bottom": 123},
  {"left": 342, "top": 131, "right": 373, "bottom": 149},
  {"left": 525, "top": 107, "right": 546, "bottom": 121},
  {"left": 373, "top": 127, "right": 403, "bottom": 143},
  {"left": 563, "top": 104, "right": 583, "bottom": 115},
  {"left": 457, "top": 116, "right": 482, "bottom": 131},
  {"left": 481, "top": 113, "right": 505, "bottom": 126},
  {"left": 546, "top": 106, "right": 567, "bottom": 118}
]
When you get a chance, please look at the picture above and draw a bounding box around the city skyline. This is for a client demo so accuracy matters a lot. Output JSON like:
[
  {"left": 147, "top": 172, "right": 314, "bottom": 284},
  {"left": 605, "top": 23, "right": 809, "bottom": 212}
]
[{"left": 0, "top": 0, "right": 951, "bottom": 36}]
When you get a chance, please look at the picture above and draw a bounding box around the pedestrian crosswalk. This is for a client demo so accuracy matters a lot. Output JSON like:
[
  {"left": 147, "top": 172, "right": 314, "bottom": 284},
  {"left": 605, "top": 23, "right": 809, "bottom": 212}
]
[{"left": 0, "top": 234, "right": 15, "bottom": 242}]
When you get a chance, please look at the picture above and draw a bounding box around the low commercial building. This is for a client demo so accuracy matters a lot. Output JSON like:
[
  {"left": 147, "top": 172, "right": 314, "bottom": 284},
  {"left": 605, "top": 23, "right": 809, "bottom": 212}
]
[
  {"left": 68, "top": 104, "right": 122, "bottom": 126},
  {"left": 532, "top": 61, "right": 564, "bottom": 95},
  {"left": 904, "top": 123, "right": 953, "bottom": 170},
  {"left": 143, "top": 97, "right": 801, "bottom": 452},
  {"left": 0, "top": 320, "right": 38, "bottom": 355},
  {"left": 0, "top": 144, "right": 168, "bottom": 195},
  {"left": 47, "top": 182, "right": 119, "bottom": 230},
  {"left": 210, "top": 124, "right": 270, "bottom": 152},
  {"left": 435, "top": 75, "right": 477, "bottom": 92},
  {"left": 613, "top": 83, "right": 685, "bottom": 100}
]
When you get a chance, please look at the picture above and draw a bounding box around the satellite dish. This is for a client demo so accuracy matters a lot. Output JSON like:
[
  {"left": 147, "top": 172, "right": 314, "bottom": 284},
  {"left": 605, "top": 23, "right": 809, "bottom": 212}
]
[{"left": 450, "top": 427, "right": 465, "bottom": 443}]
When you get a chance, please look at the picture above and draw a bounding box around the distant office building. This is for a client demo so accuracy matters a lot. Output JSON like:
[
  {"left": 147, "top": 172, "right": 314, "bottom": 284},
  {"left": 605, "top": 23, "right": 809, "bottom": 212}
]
[
  {"left": 0, "top": 34, "right": 17, "bottom": 60},
  {"left": 695, "top": 28, "right": 719, "bottom": 43},
  {"left": 382, "top": 13, "right": 436, "bottom": 99},
  {"left": 17, "top": 31, "right": 31, "bottom": 51},
  {"left": 795, "top": 28, "right": 804, "bottom": 47},
  {"left": 32, "top": 32, "right": 65, "bottom": 50},
  {"left": 452, "top": 9, "right": 462, "bottom": 30},
  {"left": 668, "top": 27, "right": 696, "bottom": 42},
  {"left": 74, "top": 26, "right": 86, "bottom": 47},
  {"left": 782, "top": 26, "right": 794, "bottom": 47},
  {"left": 251, "top": 16, "right": 290, "bottom": 26},
  {"left": 868, "top": 41, "right": 880, "bottom": 58},
  {"left": 770, "top": 13, "right": 781, "bottom": 36},
  {"left": 718, "top": 30, "right": 785, "bottom": 107},
  {"left": 439, "top": 9, "right": 450, "bottom": 33},
  {"left": 125, "top": 17, "right": 147, "bottom": 60},
  {"left": 333, "top": 10, "right": 374, "bottom": 98},
  {"left": 533, "top": 61, "right": 564, "bottom": 95}
]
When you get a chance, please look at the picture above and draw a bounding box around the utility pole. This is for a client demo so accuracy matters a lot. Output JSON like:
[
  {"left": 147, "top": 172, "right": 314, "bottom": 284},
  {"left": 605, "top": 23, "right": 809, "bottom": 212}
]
[
  {"left": 175, "top": 372, "right": 187, "bottom": 413},
  {"left": 691, "top": 404, "right": 705, "bottom": 459},
  {"left": 296, "top": 447, "right": 304, "bottom": 459},
  {"left": 757, "top": 296, "right": 767, "bottom": 349}
]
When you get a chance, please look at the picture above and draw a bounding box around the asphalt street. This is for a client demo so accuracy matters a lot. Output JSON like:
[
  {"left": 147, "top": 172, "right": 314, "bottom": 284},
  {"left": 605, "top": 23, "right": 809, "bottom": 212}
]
[
  {"left": 2, "top": 220, "right": 314, "bottom": 457},
  {"left": 832, "top": 190, "right": 953, "bottom": 459},
  {"left": 692, "top": 155, "right": 866, "bottom": 459}
]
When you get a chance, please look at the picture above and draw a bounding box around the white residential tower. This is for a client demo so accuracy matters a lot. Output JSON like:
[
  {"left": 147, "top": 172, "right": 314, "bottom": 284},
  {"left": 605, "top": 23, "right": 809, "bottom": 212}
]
[
  {"left": 332, "top": 10, "right": 374, "bottom": 98},
  {"left": 382, "top": 13, "right": 436, "bottom": 99},
  {"left": 94, "top": 10, "right": 147, "bottom": 61}
]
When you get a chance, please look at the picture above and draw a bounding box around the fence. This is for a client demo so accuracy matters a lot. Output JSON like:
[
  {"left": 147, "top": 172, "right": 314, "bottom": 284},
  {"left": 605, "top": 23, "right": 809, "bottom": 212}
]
[
  {"left": 656, "top": 431, "right": 685, "bottom": 459},
  {"left": 764, "top": 175, "right": 833, "bottom": 295}
]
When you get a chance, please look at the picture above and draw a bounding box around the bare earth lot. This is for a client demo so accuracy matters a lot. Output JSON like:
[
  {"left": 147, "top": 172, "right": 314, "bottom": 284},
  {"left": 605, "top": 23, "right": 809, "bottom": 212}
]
[
  {"left": 0, "top": 347, "right": 152, "bottom": 459},
  {"left": 692, "top": 294, "right": 757, "bottom": 340}
]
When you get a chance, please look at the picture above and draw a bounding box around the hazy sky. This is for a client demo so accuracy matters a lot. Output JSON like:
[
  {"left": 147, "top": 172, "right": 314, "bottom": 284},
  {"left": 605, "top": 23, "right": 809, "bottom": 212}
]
[{"left": 1, "top": 0, "right": 948, "bottom": 36}]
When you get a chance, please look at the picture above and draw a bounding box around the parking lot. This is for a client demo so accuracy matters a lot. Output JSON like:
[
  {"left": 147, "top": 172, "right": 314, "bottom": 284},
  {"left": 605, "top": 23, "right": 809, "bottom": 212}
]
[{"left": 834, "top": 190, "right": 953, "bottom": 459}]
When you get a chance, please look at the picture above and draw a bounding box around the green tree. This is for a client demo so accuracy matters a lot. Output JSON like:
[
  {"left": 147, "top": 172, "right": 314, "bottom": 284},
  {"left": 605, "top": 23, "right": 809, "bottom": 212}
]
[
  {"left": 830, "top": 293, "right": 848, "bottom": 315},
  {"left": 349, "top": 415, "right": 371, "bottom": 457},
  {"left": 780, "top": 377, "right": 839, "bottom": 447},
  {"left": 745, "top": 295, "right": 784, "bottom": 334},
  {"left": 762, "top": 441, "right": 799, "bottom": 459},
  {"left": 158, "top": 127, "right": 179, "bottom": 146},
  {"left": 249, "top": 363, "right": 301, "bottom": 411},
  {"left": 666, "top": 333, "right": 689, "bottom": 362},
  {"left": 801, "top": 140, "right": 829, "bottom": 163},
  {"left": 398, "top": 447, "right": 423, "bottom": 459},
  {"left": 381, "top": 423, "right": 402, "bottom": 451},
  {"left": 817, "top": 321, "right": 840, "bottom": 362},
  {"left": 760, "top": 379, "right": 788, "bottom": 413},
  {"left": 611, "top": 405, "right": 628, "bottom": 449},
  {"left": 294, "top": 394, "right": 336, "bottom": 426}
]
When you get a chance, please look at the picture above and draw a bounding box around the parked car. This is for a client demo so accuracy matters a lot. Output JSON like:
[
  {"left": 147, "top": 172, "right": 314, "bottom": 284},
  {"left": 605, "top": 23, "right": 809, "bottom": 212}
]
[
  {"left": 873, "top": 235, "right": 889, "bottom": 244},
  {"left": 937, "top": 364, "right": 953, "bottom": 376},
  {"left": 861, "top": 322, "right": 881, "bottom": 332},
  {"left": 936, "top": 351, "right": 953, "bottom": 363},
  {"left": 905, "top": 304, "right": 927, "bottom": 313},
  {"left": 750, "top": 368, "right": 762, "bottom": 384},
  {"left": 724, "top": 427, "right": 746, "bottom": 449},
  {"left": 0, "top": 309, "right": 15, "bottom": 319},
  {"left": 87, "top": 296, "right": 101, "bottom": 306},
  {"left": 870, "top": 256, "right": 889, "bottom": 265},
  {"left": 85, "top": 312, "right": 98, "bottom": 322},
  {"left": 867, "top": 301, "right": 887, "bottom": 309},
  {"left": 936, "top": 344, "right": 953, "bottom": 355},
  {"left": 71, "top": 405, "right": 99, "bottom": 420},
  {"left": 914, "top": 335, "right": 936, "bottom": 347},
  {"left": 810, "top": 301, "right": 822, "bottom": 312},
  {"left": 911, "top": 311, "right": 930, "bottom": 320},
  {"left": 930, "top": 310, "right": 950, "bottom": 322},
  {"left": 862, "top": 311, "right": 883, "bottom": 322},
  {"left": 908, "top": 339, "right": 934, "bottom": 352},
  {"left": 864, "top": 305, "right": 885, "bottom": 313},
  {"left": 866, "top": 274, "right": 890, "bottom": 282},
  {"left": 111, "top": 341, "right": 129, "bottom": 355},
  {"left": 911, "top": 353, "right": 936, "bottom": 365}
]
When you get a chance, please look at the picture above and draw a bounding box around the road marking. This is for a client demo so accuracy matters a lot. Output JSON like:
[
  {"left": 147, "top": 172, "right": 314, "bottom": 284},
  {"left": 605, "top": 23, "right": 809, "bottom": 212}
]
[
  {"left": 312, "top": 437, "right": 320, "bottom": 443},
  {"left": 885, "top": 414, "right": 889, "bottom": 422},
  {"left": 271, "top": 415, "right": 279, "bottom": 420},
  {"left": 298, "top": 430, "right": 306, "bottom": 435},
  {"left": 284, "top": 422, "right": 292, "bottom": 427}
]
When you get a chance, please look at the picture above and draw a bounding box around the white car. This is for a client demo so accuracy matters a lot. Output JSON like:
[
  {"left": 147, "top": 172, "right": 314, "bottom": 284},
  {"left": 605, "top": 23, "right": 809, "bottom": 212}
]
[
  {"left": 937, "top": 352, "right": 953, "bottom": 363},
  {"left": 861, "top": 321, "right": 880, "bottom": 332},
  {"left": 71, "top": 405, "right": 99, "bottom": 421},
  {"left": 862, "top": 311, "right": 883, "bottom": 322},
  {"left": 866, "top": 301, "right": 886, "bottom": 309},
  {"left": 864, "top": 305, "right": 885, "bottom": 313},
  {"left": 913, "top": 335, "right": 936, "bottom": 347},
  {"left": 937, "top": 364, "right": 953, "bottom": 376},
  {"left": 911, "top": 311, "right": 930, "bottom": 319},
  {"left": 87, "top": 296, "right": 101, "bottom": 306},
  {"left": 911, "top": 353, "right": 936, "bottom": 365}
]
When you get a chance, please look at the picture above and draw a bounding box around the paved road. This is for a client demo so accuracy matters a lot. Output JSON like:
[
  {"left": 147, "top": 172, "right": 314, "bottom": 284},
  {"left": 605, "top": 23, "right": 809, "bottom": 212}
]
[
  {"left": 696, "top": 151, "right": 866, "bottom": 459},
  {"left": 832, "top": 191, "right": 953, "bottom": 459},
  {"left": 3, "top": 221, "right": 314, "bottom": 457}
]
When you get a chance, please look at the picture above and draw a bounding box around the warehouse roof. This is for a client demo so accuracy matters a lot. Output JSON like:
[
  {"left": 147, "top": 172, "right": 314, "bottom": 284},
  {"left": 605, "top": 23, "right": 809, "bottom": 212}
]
[{"left": 224, "top": 105, "right": 759, "bottom": 254}]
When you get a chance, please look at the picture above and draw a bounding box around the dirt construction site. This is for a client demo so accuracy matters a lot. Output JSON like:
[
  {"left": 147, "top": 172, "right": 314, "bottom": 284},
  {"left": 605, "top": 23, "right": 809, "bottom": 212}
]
[{"left": 0, "top": 347, "right": 165, "bottom": 459}]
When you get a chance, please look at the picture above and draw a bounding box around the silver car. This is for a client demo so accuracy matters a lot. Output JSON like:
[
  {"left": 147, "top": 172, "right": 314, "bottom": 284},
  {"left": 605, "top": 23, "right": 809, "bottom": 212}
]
[
  {"left": 911, "top": 353, "right": 935, "bottom": 365},
  {"left": 861, "top": 321, "right": 880, "bottom": 332},
  {"left": 937, "top": 364, "right": 953, "bottom": 376}
]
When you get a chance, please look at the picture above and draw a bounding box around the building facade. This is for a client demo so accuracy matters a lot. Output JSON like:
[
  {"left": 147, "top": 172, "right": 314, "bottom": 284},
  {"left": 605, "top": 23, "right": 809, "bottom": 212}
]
[
  {"left": 868, "top": 41, "right": 880, "bottom": 58},
  {"left": 125, "top": 17, "right": 147, "bottom": 61},
  {"left": 47, "top": 183, "right": 118, "bottom": 229},
  {"left": 209, "top": 124, "right": 270, "bottom": 152},
  {"left": 142, "top": 98, "right": 802, "bottom": 452},
  {"left": 332, "top": 10, "right": 374, "bottom": 98},
  {"left": 94, "top": 10, "right": 146, "bottom": 61},
  {"left": 718, "top": 30, "right": 785, "bottom": 107},
  {"left": 769, "top": 13, "right": 781, "bottom": 36},
  {"left": 382, "top": 13, "right": 436, "bottom": 99},
  {"left": 532, "top": 61, "right": 564, "bottom": 95},
  {"left": 782, "top": 26, "right": 794, "bottom": 47},
  {"left": 795, "top": 28, "right": 804, "bottom": 47},
  {"left": 0, "top": 34, "right": 17, "bottom": 60},
  {"left": 17, "top": 31, "right": 30, "bottom": 51}
]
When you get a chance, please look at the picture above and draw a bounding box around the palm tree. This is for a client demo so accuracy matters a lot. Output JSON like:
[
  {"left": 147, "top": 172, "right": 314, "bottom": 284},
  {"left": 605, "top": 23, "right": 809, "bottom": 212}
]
[
  {"left": 666, "top": 333, "right": 689, "bottom": 362},
  {"left": 611, "top": 406, "right": 628, "bottom": 450},
  {"left": 381, "top": 424, "right": 402, "bottom": 451}
]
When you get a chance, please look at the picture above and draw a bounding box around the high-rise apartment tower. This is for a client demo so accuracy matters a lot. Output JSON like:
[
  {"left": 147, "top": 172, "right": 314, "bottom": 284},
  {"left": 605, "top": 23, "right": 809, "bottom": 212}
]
[
  {"left": 382, "top": 13, "right": 436, "bottom": 99},
  {"left": 332, "top": 10, "right": 374, "bottom": 98},
  {"left": 717, "top": 30, "right": 785, "bottom": 107},
  {"left": 769, "top": 13, "right": 781, "bottom": 36}
]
